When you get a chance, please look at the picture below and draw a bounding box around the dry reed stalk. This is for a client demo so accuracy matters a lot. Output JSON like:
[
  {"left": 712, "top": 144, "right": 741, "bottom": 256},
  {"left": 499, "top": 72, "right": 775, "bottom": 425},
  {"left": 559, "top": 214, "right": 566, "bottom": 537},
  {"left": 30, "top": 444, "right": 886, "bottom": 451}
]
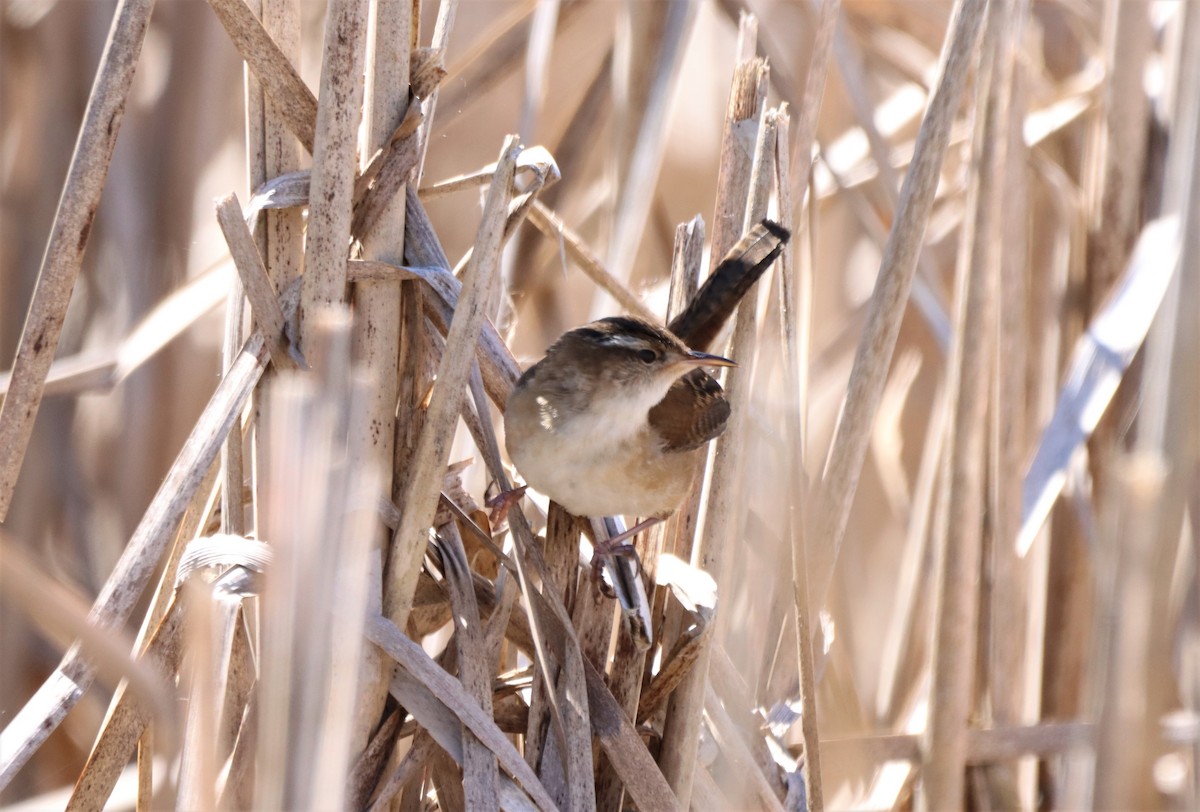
[
  {"left": 351, "top": 0, "right": 412, "bottom": 760},
  {"left": 206, "top": 0, "right": 317, "bottom": 153},
  {"left": 367, "top": 616, "right": 558, "bottom": 811},
  {"left": 384, "top": 136, "right": 518, "bottom": 625},
  {"left": 659, "top": 44, "right": 770, "bottom": 800},
  {"left": 175, "top": 582, "right": 223, "bottom": 811},
  {"left": 810, "top": 0, "right": 988, "bottom": 614},
  {"left": 986, "top": 0, "right": 1029, "bottom": 740},
  {"left": 258, "top": 0, "right": 304, "bottom": 291},
  {"left": 0, "top": 0, "right": 155, "bottom": 520},
  {"left": 1090, "top": 454, "right": 1167, "bottom": 809},
  {"left": 299, "top": 0, "right": 369, "bottom": 341},
  {"left": 526, "top": 200, "right": 659, "bottom": 324},
  {"left": 522, "top": 504, "right": 580, "bottom": 797},
  {"left": 63, "top": 593, "right": 186, "bottom": 810},
  {"left": 220, "top": 287, "right": 247, "bottom": 539},
  {"left": 215, "top": 193, "right": 297, "bottom": 370},
  {"left": 415, "top": 0, "right": 460, "bottom": 184},
  {"left": 923, "top": 0, "right": 1007, "bottom": 802},
  {"left": 439, "top": 523, "right": 501, "bottom": 809},
  {"left": 753, "top": 6, "right": 833, "bottom": 802},
  {"left": 255, "top": 311, "right": 380, "bottom": 809},
  {"left": 771, "top": 107, "right": 825, "bottom": 811},
  {"left": 66, "top": 467, "right": 221, "bottom": 807},
  {"left": 222, "top": 0, "right": 264, "bottom": 546}
]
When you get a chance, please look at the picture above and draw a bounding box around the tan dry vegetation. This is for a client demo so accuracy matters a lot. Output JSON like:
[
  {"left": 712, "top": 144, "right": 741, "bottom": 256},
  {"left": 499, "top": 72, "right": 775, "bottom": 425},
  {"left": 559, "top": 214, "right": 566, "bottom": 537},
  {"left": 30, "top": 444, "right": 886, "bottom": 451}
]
[{"left": 0, "top": 0, "right": 1197, "bottom": 810}]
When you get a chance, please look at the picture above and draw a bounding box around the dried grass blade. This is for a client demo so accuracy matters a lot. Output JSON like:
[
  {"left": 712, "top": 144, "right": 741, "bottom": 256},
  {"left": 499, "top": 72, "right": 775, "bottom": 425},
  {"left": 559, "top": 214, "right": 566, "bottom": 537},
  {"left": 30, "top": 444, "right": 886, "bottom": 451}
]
[
  {"left": 583, "top": 659, "right": 682, "bottom": 812},
  {"left": 0, "top": 0, "right": 155, "bottom": 520},
  {"left": 369, "top": 616, "right": 557, "bottom": 812},
  {"left": 812, "top": 0, "right": 989, "bottom": 609},
  {"left": 346, "top": 708, "right": 402, "bottom": 807},
  {"left": 352, "top": 101, "right": 423, "bottom": 240},
  {"left": 207, "top": 0, "right": 317, "bottom": 152},
  {"left": 0, "top": 335, "right": 268, "bottom": 786},
  {"left": 1017, "top": 215, "right": 1181, "bottom": 555}
]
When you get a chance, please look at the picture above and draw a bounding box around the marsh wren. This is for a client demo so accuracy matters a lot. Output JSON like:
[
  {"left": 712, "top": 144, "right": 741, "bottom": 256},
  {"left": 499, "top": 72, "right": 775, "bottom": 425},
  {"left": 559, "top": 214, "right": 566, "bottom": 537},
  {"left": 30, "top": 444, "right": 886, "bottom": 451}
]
[{"left": 504, "top": 219, "right": 790, "bottom": 521}]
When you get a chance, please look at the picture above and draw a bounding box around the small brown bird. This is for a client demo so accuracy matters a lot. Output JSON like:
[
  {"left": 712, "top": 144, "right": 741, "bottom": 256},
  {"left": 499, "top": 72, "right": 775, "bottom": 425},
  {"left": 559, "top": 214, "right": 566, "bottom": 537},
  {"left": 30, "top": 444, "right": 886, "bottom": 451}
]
[{"left": 504, "top": 219, "right": 790, "bottom": 521}]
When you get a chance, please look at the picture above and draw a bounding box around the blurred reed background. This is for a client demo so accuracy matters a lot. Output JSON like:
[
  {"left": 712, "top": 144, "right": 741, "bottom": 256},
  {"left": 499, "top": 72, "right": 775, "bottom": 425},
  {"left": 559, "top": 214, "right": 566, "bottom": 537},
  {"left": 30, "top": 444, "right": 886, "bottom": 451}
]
[{"left": 0, "top": 0, "right": 1197, "bottom": 809}]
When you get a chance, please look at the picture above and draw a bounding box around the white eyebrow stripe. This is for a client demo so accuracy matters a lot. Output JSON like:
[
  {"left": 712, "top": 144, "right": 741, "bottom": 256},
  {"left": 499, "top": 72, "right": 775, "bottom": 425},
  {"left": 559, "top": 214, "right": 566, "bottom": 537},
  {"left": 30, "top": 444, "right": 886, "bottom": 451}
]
[{"left": 598, "top": 333, "right": 645, "bottom": 349}]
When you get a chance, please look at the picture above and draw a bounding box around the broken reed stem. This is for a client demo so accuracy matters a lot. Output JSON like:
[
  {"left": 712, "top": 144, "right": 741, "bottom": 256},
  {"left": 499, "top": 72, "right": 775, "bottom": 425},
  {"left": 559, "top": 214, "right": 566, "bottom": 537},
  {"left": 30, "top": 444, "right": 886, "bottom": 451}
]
[
  {"left": 299, "top": 0, "right": 370, "bottom": 344},
  {"left": 811, "top": 0, "right": 989, "bottom": 614},
  {"left": 0, "top": 0, "right": 155, "bottom": 521},
  {"left": 215, "top": 193, "right": 296, "bottom": 370}
]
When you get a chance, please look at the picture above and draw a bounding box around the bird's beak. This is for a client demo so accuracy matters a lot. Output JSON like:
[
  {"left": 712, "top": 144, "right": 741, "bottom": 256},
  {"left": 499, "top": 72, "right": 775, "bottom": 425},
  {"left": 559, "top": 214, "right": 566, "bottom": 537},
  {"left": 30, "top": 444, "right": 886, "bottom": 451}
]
[{"left": 683, "top": 349, "right": 736, "bottom": 368}]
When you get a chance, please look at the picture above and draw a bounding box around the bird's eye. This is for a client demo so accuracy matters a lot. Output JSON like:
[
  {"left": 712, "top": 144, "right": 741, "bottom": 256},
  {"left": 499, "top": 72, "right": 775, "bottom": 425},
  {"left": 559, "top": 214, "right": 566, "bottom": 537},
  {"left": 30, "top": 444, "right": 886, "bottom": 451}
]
[{"left": 636, "top": 349, "right": 658, "bottom": 364}]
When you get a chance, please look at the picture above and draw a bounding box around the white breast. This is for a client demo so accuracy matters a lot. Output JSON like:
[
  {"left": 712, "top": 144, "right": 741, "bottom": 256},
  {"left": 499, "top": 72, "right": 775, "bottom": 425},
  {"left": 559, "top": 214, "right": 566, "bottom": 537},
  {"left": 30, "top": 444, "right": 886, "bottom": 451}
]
[{"left": 505, "top": 377, "right": 685, "bottom": 518}]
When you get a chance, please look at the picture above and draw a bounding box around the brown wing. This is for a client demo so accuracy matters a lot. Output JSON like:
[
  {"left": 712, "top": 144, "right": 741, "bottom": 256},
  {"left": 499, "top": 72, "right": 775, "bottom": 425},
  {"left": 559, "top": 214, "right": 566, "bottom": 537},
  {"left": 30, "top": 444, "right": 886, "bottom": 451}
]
[{"left": 647, "top": 369, "right": 731, "bottom": 452}]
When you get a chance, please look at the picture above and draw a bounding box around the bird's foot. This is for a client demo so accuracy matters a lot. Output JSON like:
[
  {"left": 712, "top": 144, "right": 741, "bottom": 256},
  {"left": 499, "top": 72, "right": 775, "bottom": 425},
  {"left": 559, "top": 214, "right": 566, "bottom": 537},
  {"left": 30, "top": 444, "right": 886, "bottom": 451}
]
[
  {"left": 589, "top": 517, "right": 661, "bottom": 591},
  {"left": 485, "top": 484, "right": 528, "bottom": 526}
]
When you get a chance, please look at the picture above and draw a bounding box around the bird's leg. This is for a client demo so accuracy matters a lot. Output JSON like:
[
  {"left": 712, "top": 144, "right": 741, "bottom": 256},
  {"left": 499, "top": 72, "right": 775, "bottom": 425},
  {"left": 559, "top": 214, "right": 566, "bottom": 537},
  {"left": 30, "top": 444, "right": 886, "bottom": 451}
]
[
  {"left": 589, "top": 517, "right": 661, "bottom": 586},
  {"left": 597, "top": 516, "right": 661, "bottom": 556}
]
